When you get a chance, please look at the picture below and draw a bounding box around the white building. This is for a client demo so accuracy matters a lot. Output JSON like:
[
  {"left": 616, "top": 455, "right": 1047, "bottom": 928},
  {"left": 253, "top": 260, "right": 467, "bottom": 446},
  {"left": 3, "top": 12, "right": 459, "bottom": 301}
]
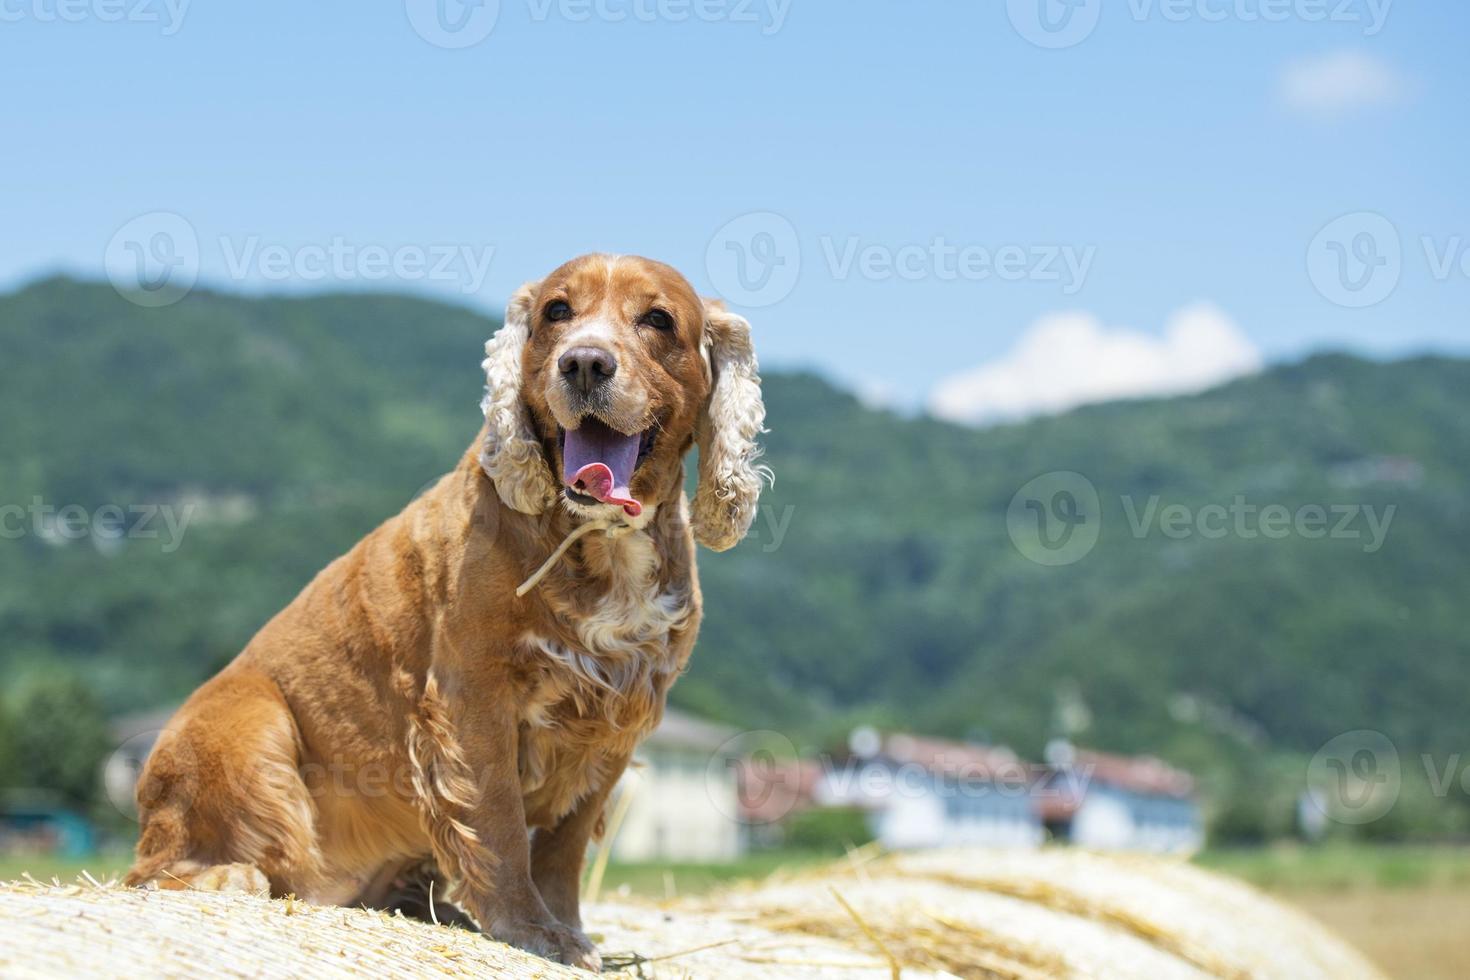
[
  {"left": 816, "top": 728, "right": 1044, "bottom": 851},
  {"left": 1039, "top": 740, "right": 1203, "bottom": 854},
  {"left": 608, "top": 709, "right": 744, "bottom": 862}
]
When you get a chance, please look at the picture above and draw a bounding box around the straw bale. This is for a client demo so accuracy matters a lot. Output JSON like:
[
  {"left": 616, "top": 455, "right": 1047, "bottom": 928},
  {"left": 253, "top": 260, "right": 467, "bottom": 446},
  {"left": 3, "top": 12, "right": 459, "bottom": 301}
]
[{"left": 0, "top": 849, "right": 1386, "bottom": 979}]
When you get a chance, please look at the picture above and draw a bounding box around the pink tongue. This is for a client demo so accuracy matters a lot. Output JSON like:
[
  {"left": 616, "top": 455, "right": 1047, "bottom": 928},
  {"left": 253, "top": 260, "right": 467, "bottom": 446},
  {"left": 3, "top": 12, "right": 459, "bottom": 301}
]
[{"left": 563, "top": 419, "right": 644, "bottom": 518}]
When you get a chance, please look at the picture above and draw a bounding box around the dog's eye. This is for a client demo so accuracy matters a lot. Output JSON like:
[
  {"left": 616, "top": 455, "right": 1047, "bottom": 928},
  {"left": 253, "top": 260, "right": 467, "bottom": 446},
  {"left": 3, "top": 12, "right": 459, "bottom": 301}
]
[
  {"left": 545, "top": 301, "right": 574, "bottom": 322},
  {"left": 640, "top": 309, "right": 674, "bottom": 331}
]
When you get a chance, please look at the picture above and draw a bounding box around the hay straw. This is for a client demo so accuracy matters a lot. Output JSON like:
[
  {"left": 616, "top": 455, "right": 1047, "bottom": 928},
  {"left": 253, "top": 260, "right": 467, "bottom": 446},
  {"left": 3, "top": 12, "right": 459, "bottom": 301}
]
[
  {"left": 884, "top": 849, "right": 1385, "bottom": 980},
  {"left": 0, "top": 875, "right": 577, "bottom": 979},
  {"left": 829, "top": 887, "right": 901, "bottom": 980},
  {"left": 0, "top": 848, "right": 1387, "bottom": 980},
  {"left": 903, "top": 867, "right": 1244, "bottom": 978}
]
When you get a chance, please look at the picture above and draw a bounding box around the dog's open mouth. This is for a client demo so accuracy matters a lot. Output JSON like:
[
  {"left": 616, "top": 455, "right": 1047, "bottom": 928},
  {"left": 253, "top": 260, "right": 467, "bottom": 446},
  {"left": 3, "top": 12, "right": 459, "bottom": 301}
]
[{"left": 558, "top": 419, "right": 655, "bottom": 517}]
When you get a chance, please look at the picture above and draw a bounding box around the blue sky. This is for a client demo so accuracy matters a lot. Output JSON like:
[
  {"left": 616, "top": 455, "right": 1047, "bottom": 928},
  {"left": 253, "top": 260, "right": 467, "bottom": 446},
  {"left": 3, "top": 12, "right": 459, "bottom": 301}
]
[{"left": 2, "top": 0, "right": 1466, "bottom": 416}]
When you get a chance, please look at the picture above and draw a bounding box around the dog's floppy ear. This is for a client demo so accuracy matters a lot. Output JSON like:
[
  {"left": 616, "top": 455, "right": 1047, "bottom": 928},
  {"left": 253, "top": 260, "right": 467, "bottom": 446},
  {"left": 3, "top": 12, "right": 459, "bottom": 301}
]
[
  {"left": 480, "top": 280, "right": 559, "bottom": 515},
  {"left": 692, "top": 301, "right": 770, "bottom": 551}
]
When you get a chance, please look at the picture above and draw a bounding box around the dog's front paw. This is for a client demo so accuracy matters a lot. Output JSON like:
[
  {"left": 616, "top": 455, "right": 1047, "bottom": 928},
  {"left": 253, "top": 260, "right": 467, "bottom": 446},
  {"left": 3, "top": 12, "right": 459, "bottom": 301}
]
[{"left": 491, "top": 917, "right": 601, "bottom": 972}]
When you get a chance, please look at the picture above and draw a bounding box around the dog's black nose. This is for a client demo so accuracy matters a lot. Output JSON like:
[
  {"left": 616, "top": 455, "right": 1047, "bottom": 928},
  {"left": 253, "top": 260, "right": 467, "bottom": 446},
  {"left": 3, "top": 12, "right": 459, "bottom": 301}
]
[{"left": 558, "top": 346, "right": 618, "bottom": 394}]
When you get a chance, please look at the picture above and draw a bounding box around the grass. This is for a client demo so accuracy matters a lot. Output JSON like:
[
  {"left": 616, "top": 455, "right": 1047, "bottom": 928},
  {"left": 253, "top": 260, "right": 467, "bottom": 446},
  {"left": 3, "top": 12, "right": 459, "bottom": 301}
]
[
  {"left": 1197, "top": 842, "right": 1470, "bottom": 892},
  {"left": 7, "top": 842, "right": 1470, "bottom": 895},
  {"left": 598, "top": 842, "right": 1470, "bottom": 899},
  {"left": 592, "top": 849, "right": 834, "bottom": 900},
  {"left": 0, "top": 848, "right": 836, "bottom": 897},
  {"left": 0, "top": 850, "right": 133, "bottom": 885}
]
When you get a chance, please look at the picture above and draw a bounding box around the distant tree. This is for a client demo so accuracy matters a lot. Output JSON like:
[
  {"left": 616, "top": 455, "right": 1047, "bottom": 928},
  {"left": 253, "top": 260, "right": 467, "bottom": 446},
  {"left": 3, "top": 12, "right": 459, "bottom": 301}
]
[
  {"left": 0, "top": 701, "right": 16, "bottom": 791},
  {"left": 7, "top": 670, "right": 111, "bottom": 809},
  {"left": 783, "top": 806, "right": 875, "bottom": 854},
  {"left": 1209, "top": 790, "right": 1272, "bottom": 845}
]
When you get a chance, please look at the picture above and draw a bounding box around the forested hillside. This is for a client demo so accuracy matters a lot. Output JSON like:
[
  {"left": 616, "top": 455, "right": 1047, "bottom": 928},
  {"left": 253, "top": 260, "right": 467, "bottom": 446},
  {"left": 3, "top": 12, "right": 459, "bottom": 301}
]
[{"left": 3, "top": 279, "right": 1467, "bottom": 825}]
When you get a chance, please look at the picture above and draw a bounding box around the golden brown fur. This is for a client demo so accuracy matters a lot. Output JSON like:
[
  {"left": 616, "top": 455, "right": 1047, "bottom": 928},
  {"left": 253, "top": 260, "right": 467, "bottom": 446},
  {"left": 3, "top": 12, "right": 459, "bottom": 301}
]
[{"left": 125, "top": 255, "right": 766, "bottom": 969}]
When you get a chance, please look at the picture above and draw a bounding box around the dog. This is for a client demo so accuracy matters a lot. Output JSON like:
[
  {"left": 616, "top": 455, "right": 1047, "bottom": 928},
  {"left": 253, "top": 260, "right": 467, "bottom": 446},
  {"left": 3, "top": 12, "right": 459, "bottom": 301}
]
[{"left": 124, "top": 254, "right": 767, "bottom": 970}]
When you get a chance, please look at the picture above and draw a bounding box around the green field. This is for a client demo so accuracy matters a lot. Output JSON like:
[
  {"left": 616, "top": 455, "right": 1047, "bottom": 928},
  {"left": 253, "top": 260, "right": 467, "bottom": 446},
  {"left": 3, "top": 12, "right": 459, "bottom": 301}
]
[
  {"left": 6, "top": 842, "right": 1470, "bottom": 895},
  {"left": 0, "top": 850, "right": 133, "bottom": 886},
  {"left": 1197, "top": 843, "right": 1470, "bottom": 891},
  {"left": 590, "top": 850, "right": 834, "bottom": 900},
  {"left": 0, "top": 848, "right": 835, "bottom": 896}
]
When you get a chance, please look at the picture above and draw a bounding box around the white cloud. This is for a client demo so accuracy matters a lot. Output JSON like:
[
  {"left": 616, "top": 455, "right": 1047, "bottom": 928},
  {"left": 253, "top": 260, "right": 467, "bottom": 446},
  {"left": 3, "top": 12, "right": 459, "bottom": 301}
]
[
  {"left": 1278, "top": 50, "right": 1408, "bottom": 118},
  {"left": 928, "top": 303, "right": 1262, "bottom": 426}
]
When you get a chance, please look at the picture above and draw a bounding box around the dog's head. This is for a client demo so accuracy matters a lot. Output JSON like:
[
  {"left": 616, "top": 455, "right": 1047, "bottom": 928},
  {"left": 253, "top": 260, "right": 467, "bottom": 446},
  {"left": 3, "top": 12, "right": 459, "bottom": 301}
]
[{"left": 480, "top": 254, "right": 766, "bottom": 551}]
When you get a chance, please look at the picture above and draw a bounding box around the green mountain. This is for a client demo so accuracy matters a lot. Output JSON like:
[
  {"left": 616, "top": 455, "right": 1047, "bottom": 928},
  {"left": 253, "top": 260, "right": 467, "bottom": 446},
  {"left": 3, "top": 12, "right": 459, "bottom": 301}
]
[
  {"left": 2, "top": 278, "right": 1467, "bottom": 797},
  {"left": 698, "top": 360, "right": 1469, "bottom": 764}
]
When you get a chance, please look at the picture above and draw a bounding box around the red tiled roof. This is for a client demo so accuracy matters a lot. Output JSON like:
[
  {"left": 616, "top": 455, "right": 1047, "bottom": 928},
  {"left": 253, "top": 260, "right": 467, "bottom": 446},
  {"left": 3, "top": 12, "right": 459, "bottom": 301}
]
[
  {"left": 867, "top": 733, "right": 1031, "bottom": 784},
  {"left": 1064, "top": 747, "right": 1195, "bottom": 798}
]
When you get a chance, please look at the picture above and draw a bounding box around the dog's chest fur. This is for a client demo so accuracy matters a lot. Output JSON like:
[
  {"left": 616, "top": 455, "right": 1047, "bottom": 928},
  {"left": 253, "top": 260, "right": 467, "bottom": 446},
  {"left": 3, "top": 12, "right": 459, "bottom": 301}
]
[{"left": 516, "top": 529, "right": 693, "bottom": 824}]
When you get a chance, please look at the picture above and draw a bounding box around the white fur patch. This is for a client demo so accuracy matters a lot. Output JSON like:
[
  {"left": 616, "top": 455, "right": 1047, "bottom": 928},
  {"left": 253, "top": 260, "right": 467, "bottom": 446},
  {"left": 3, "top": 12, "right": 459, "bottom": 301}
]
[
  {"left": 693, "top": 308, "right": 769, "bottom": 551},
  {"left": 560, "top": 320, "right": 620, "bottom": 350},
  {"left": 517, "top": 527, "right": 693, "bottom": 807},
  {"left": 523, "top": 529, "right": 689, "bottom": 703}
]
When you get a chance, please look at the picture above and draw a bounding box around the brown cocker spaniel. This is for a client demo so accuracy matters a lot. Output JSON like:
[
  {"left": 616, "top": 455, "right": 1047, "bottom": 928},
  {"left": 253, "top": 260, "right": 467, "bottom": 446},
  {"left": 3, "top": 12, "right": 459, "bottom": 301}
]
[{"left": 125, "top": 254, "right": 767, "bottom": 970}]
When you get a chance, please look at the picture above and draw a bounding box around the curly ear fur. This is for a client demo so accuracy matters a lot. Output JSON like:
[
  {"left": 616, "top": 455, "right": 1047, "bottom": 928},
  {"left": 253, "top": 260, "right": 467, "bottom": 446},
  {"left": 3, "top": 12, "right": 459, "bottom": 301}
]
[
  {"left": 693, "top": 304, "right": 770, "bottom": 551},
  {"left": 479, "top": 281, "right": 559, "bottom": 515}
]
